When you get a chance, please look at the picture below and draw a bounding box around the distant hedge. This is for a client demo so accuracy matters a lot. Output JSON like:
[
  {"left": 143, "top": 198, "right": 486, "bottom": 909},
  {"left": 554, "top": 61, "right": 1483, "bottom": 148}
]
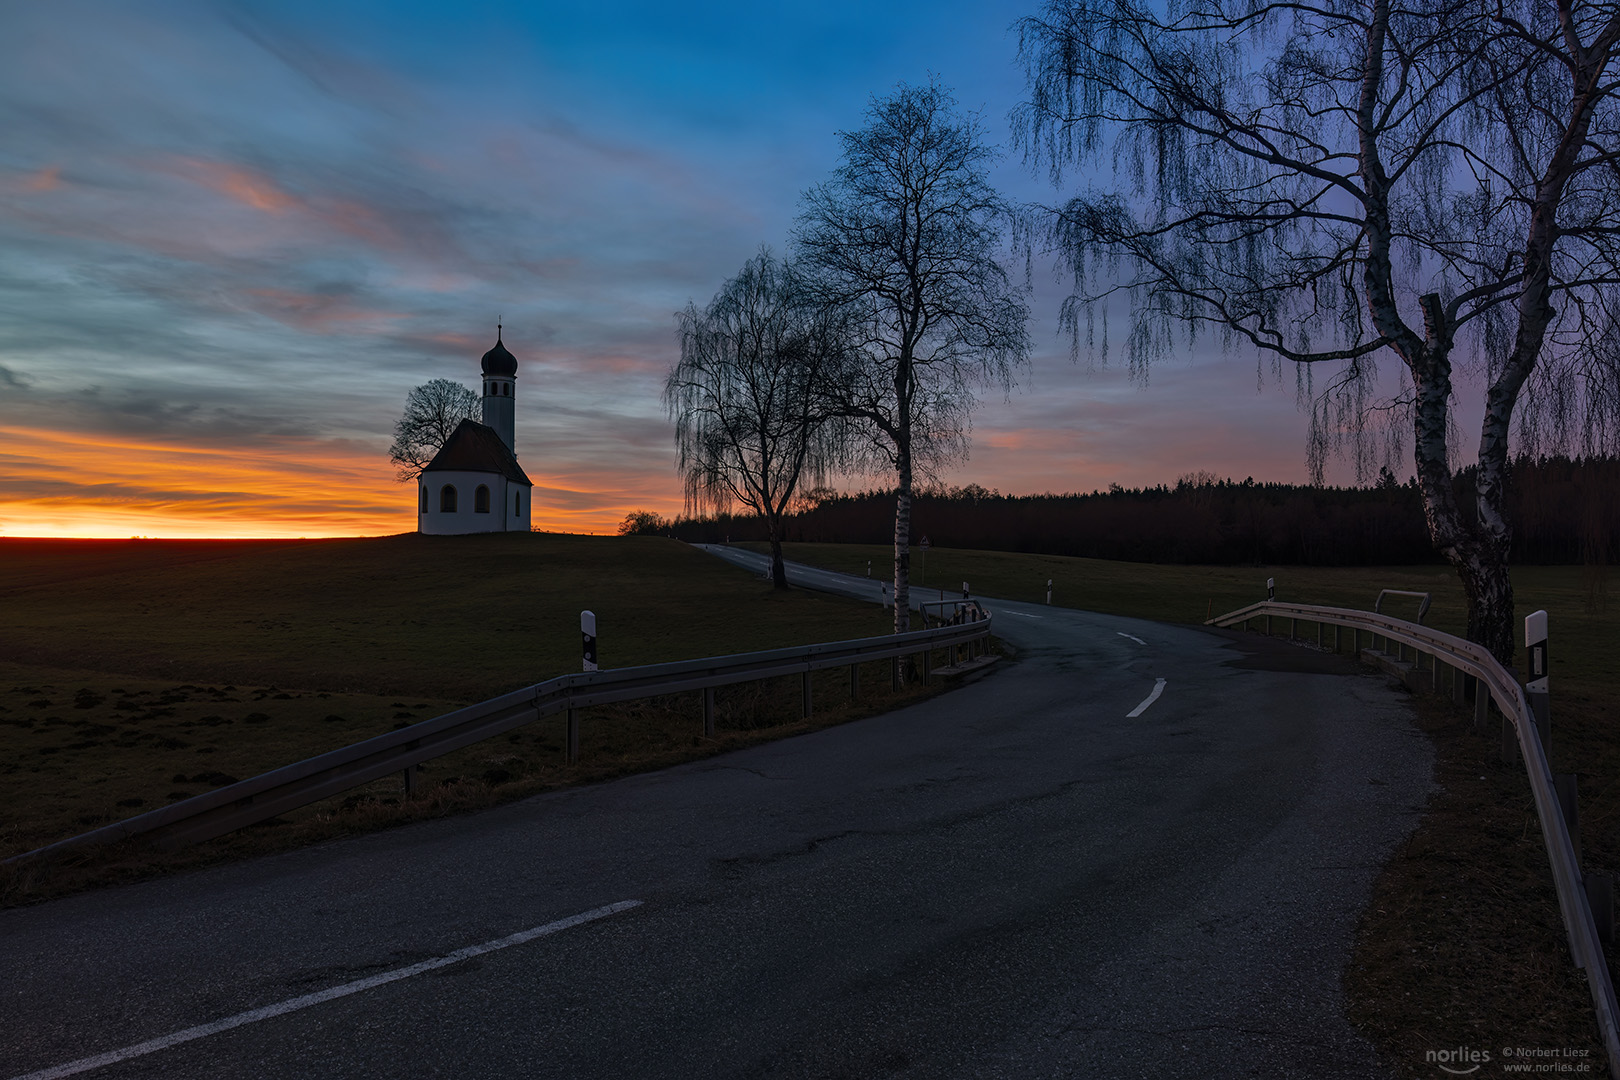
[{"left": 646, "top": 456, "right": 1618, "bottom": 567}]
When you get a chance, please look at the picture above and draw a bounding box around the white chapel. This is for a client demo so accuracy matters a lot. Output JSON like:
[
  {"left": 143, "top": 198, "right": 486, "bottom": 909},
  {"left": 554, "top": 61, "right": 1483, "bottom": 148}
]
[{"left": 417, "top": 329, "right": 534, "bottom": 535}]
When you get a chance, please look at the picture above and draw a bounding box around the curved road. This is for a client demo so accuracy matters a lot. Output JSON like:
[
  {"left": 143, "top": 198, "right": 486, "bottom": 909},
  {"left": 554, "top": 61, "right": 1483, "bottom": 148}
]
[{"left": 1, "top": 547, "right": 1431, "bottom": 1079}]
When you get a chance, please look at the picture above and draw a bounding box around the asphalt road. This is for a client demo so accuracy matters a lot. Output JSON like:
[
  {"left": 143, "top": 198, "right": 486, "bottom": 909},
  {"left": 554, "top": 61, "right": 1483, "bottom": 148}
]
[{"left": 2, "top": 548, "right": 1432, "bottom": 1080}]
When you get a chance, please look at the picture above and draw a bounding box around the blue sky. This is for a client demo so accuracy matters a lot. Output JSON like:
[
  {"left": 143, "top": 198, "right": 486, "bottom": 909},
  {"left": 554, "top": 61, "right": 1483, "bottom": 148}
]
[{"left": 0, "top": 0, "right": 1421, "bottom": 536}]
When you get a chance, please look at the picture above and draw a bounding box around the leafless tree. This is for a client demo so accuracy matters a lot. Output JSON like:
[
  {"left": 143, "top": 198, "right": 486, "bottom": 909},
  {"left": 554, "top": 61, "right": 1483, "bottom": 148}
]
[
  {"left": 796, "top": 79, "right": 1032, "bottom": 632},
  {"left": 388, "top": 378, "right": 480, "bottom": 481},
  {"left": 1015, "top": 0, "right": 1620, "bottom": 661},
  {"left": 665, "top": 249, "right": 846, "bottom": 589}
]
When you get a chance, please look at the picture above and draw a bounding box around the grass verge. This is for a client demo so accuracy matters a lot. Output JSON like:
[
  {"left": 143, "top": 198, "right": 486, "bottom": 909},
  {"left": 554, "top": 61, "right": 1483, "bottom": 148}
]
[{"left": 0, "top": 533, "right": 947, "bottom": 906}]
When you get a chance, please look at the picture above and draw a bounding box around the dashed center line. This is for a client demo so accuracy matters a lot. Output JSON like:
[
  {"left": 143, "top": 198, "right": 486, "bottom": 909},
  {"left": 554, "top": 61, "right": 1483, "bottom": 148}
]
[
  {"left": 9, "top": 901, "right": 643, "bottom": 1080},
  {"left": 1117, "top": 632, "right": 1147, "bottom": 645},
  {"left": 1126, "top": 679, "right": 1168, "bottom": 718}
]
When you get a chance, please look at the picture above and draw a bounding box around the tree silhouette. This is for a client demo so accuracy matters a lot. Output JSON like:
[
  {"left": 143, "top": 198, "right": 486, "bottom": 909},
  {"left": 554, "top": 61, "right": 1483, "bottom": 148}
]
[
  {"left": 665, "top": 249, "right": 846, "bottom": 588},
  {"left": 796, "top": 79, "right": 1031, "bottom": 631},
  {"left": 388, "top": 378, "right": 479, "bottom": 482},
  {"left": 1015, "top": 0, "right": 1620, "bottom": 660}
]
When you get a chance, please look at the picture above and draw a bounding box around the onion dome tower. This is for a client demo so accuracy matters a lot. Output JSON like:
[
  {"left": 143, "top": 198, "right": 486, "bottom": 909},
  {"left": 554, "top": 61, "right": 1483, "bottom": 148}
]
[{"left": 480, "top": 325, "right": 518, "bottom": 452}]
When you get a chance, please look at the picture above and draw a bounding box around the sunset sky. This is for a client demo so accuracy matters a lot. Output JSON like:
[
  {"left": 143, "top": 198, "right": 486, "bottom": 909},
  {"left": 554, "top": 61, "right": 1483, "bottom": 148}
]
[{"left": 0, "top": 0, "right": 1461, "bottom": 538}]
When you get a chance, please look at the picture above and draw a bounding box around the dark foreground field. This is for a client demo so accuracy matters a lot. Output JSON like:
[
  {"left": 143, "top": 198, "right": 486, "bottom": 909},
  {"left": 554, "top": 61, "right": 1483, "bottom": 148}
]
[
  {"left": 0, "top": 533, "right": 942, "bottom": 903},
  {"left": 756, "top": 540, "right": 1618, "bottom": 1077}
]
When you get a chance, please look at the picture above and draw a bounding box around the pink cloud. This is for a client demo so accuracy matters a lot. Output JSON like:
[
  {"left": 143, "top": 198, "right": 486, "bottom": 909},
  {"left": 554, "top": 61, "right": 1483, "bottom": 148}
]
[
  {"left": 177, "top": 158, "right": 298, "bottom": 212},
  {"left": 24, "top": 165, "right": 61, "bottom": 192}
]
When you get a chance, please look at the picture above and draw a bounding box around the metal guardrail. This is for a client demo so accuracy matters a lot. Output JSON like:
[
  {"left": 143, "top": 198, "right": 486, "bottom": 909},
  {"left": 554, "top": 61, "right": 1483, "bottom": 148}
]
[
  {"left": 1208, "top": 599, "right": 1620, "bottom": 1073},
  {"left": 4, "top": 616, "right": 992, "bottom": 865}
]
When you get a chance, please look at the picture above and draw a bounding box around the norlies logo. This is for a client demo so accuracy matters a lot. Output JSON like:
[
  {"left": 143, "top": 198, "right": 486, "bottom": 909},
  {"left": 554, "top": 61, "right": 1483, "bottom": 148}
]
[{"left": 1426, "top": 1046, "right": 1492, "bottom": 1074}]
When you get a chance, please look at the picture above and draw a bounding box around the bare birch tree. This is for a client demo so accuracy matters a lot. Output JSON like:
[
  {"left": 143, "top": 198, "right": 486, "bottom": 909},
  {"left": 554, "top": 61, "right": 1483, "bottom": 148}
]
[
  {"left": 388, "top": 378, "right": 480, "bottom": 481},
  {"left": 796, "top": 79, "right": 1032, "bottom": 633},
  {"left": 665, "top": 249, "right": 845, "bottom": 589},
  {"left": 1015, "top": 0, "right": 1620, "bottom": 662}
]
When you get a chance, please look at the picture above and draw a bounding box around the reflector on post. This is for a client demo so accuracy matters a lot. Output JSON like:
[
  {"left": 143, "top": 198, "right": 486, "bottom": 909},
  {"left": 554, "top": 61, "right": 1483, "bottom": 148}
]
[
  {"left": 581, "top": 610, "right": 598, "bottom": 672},
  {"left": 1526, "top": 609, "right": 1549, "bottom": 692},
  {"left": 1525, "top": 609, "right": 1550, "bottom": 756}
]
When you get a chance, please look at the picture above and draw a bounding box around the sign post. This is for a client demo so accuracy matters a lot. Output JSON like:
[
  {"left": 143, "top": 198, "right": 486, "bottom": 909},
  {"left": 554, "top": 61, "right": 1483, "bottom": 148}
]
[
  {"left": 581, "top": 610, "right": 598, "bottom": 673},
  {"left": 1046, "top": 579, "right": 1053, "bottom": 605}
]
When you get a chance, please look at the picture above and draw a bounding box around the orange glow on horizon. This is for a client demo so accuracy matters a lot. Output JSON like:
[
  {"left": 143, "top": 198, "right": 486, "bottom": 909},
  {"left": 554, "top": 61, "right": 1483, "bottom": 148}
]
[{"left": 0, "top": 425, "right": 683, "bottom": 539}]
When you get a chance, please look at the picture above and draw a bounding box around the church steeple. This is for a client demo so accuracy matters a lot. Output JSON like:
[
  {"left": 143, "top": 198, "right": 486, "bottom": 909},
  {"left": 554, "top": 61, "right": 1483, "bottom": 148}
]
[{"left": 480, "top": 325, "right": 517, "bottom": 451}]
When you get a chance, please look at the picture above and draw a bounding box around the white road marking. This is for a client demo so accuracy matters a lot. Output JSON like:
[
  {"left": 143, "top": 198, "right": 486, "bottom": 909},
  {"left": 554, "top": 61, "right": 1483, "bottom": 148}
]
[
  {"left": 1116, "top": 632, "right": 1147, "bottom": 645},
  {"left": 8, "top": 900, "right": 643, "bottom": 1080},
  {"left": 1126, "top": 679, "right": 1168, "bottom": 718},
  {"left": 1003, "top": 611, "right": 1044, "bottom": 619}
]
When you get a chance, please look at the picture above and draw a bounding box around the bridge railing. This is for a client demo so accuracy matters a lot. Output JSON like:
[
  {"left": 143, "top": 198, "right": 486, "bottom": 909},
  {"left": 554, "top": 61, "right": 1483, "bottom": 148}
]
[
  {"left": 5, "top": 615, "right": 991, "bottom": 863},
  {"left": 1209, "top": 599, "right": 1619, "bottom": 1072}
]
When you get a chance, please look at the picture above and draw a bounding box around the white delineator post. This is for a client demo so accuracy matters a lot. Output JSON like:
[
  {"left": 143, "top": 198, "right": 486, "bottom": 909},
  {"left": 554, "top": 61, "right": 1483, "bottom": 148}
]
[
  {"left": 581, "top": 610, "right": 598, "bottom": 672},
  {"left": 1046, "top": 579, "right": 1052, "bottom": 605},
  {"left": 1265, "top": 577, "right": 1276, "bottom": 634},
  {"left": 569, "top": 610, "right": 596, "bottom": 766},
  {"left": 1526, "top": 609, "right": 1550, "bottom": 755}
]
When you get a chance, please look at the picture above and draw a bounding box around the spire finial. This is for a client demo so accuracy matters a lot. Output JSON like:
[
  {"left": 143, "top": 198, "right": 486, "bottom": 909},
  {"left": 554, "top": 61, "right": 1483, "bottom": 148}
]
[{"left": 496, "top": 320, "right": 502, "bottom": 343}]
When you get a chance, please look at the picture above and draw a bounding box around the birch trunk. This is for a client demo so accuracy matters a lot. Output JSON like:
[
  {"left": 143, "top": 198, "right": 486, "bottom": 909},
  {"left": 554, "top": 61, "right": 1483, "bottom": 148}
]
[
  {"left": 768, "top": 531, "right": 788, "bottom": 589},
  {"left": 1355, "top": 0, "right": 1521, "bottom": 663}
]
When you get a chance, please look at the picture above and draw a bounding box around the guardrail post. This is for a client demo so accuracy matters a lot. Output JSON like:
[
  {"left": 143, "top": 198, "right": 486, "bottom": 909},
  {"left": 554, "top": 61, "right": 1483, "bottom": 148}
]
[
  {"left": 802, "top": 671, "right": 812, "bottom": 718},
  {"left": 922, "top": 648, "right": 931, "bottom": 684},
  {"left": 1501, "top": 707, "right": 1520, "bottom": 766},
  {"left": 1557, "top": 773, "right": 1582, "bottom": 865},
  {"left": 703, "top": 686, "right": 716, "bottom": 738},
  {"left": 850, "top": 663, "right": 859, "bottom": 701},
  {"left": 402, "top": 764, "right": 417, "bottom": 798},
  {"left": 566, "top": 708, "right": 579, "bottom": 764}
]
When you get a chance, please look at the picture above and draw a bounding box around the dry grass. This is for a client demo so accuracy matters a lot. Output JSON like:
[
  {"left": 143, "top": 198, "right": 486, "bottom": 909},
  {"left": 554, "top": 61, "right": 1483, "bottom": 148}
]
[
  {"left": 1346, "top": 693, "right": 1610, "bottom": 1076},
  {"left": 0, "top": 658, "right": 950, "bottom": 909},
  {"left": 0, "top": 534, "right": 956, "bottom": 906}
]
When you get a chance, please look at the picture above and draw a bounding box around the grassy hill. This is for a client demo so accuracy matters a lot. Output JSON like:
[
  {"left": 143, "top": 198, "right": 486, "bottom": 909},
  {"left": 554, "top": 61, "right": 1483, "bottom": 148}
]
[{"left": 0, "top": 533, "right": 899, "bottom": 701}]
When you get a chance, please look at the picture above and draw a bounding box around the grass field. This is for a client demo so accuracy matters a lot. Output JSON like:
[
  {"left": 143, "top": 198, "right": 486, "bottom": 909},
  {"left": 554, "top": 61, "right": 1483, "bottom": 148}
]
[
  {"left": 0, "top": 533, "right": 939, "bottom": 903},
  {"left": 6, "top": 531, "right": 1614, "bottom": 1071},
  {"left": 754, "top": 540, "right": 1617, "bottom": 1075}
]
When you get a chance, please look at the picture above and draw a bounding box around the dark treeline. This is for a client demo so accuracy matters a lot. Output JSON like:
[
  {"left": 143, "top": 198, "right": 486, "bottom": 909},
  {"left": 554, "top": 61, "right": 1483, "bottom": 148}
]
[{"left": 645, "top": 456, "right": 1619, "bottom": 566}]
